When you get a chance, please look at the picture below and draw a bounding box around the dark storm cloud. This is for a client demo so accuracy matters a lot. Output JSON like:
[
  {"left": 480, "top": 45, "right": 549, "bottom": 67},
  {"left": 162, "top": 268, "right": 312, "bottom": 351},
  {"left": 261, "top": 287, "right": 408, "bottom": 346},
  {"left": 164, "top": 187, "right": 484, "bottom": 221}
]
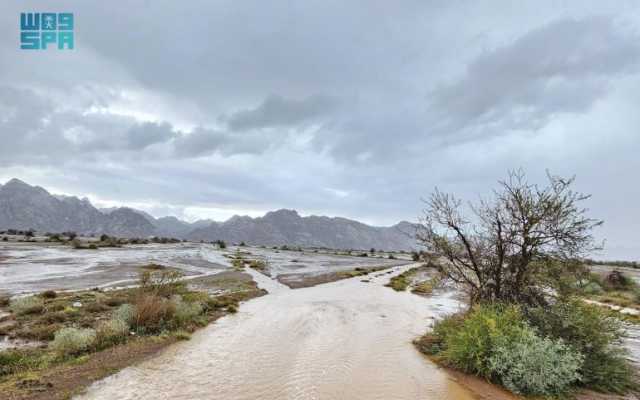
[
  {"left": 430, "top": 17, "right": 640, "bottom": 135},
  {"left": 127, "top": 122, "right": 177, "bottom": 150},
  {"left": 226, "top": 94, "right": 337, "bottom": 131},
  {"left": 1, "top": 1, "right": 640, "bottom": 259}
]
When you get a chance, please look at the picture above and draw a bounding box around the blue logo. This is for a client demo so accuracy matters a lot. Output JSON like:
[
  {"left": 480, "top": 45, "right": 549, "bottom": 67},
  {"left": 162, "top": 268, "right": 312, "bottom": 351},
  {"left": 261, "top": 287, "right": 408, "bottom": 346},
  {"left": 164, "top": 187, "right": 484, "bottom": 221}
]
[{"left": 20, "top": 12, "right": 74, "bottom": 50}]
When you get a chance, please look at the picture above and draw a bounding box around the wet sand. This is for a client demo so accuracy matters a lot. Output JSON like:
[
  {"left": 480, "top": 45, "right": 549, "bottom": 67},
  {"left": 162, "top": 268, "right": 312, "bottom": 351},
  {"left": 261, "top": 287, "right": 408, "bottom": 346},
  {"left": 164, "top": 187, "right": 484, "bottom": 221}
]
[{"left": 76, "top": 265, "right": 481, "bottom": 400}]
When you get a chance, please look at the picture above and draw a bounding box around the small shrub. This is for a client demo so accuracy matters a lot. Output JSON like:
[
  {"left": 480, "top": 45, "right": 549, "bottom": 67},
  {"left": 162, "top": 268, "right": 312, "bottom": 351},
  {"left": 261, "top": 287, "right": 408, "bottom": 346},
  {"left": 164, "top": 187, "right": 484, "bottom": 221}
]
[
  {"left": 386, "top": 268, "right": 418, "bottom": 291},
  {"left": 582, "top": 281, "right": 604, "bottom": 295},
  {"left": 40, "top": 311, "right": 67, "bottom": 324},
  {"left": 16, "top": 323, "right": 60, "bottom": 341},
  {"left": 104, "top": 296, "right": 126, "bottom": 307},
  {"left": 10, "top": 296, "right": 44, "bottom": 315},
  {"left": 172, "top": 297, "right": 203, "bottom": 327},
  {"left": 95, "top": 318, "right": 129, "bottom": 348},
  {"left": 248, "top": 259, "right": 267, "bottom": 271},
  {"left": 85, "top": 302, "right": 110, "bottom": 313},
  {"left": 40, "top": 290, "right": 57, "bottom": 299},
  {"left": 412, "top": 281, "right": 434, "bottom": 295},
  {"left": 489, "top": 328, "right": 583, "bottom": 396},
  {"left": 0, "top": 349, "right": 45, "bottom": 377},
  {"left": 441, "top": 305, "right": 527, "bottom": 378},
  {"left": 527, "top": 298, "right": 637, "bottom": 393},
  {"left": 139, "top": 270, "right": 184, "bottom": 297},
  {"left": 227, "top": 304, "right": 238, "bottom": 313},
  {"left": 50, "top": 327, "right": 96, "bottom": 356},
  {"left": 603, "top": 270, "right": 637, "bottom": 291},
  {"left": 132, "top": 295, "right": 175, "bottom": 333},
  {"left": 114, "top": 303, "right": 134, "bottom": 325},
  {"left": 0, "top": 295, "right": 10, "bottom": 307}
]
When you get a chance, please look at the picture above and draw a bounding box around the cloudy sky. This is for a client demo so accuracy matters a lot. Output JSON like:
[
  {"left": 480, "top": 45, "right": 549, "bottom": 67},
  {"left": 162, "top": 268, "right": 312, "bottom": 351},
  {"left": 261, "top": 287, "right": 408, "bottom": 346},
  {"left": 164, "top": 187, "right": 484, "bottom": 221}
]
[{"left": 1, "top": 1, "right": 639, "bottom": 259}]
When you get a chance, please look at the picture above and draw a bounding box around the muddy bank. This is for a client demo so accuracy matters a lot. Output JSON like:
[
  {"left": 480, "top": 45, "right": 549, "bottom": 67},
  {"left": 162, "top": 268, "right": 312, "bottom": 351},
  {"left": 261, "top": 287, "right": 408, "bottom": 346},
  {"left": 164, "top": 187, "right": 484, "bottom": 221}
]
[
  {"left": 275, "top": 265, "right": 396, "bottom": 288},
  {"left": 0, "top": 337, "right": 178, "bottom": 400}
]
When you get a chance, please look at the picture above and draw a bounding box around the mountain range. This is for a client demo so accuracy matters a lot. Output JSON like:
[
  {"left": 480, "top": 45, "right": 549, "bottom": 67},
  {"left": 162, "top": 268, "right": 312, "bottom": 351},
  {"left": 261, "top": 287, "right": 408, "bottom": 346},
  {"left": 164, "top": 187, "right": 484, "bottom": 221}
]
[{"left": 0, "top": 178, "right": 417, "bottom": 250}]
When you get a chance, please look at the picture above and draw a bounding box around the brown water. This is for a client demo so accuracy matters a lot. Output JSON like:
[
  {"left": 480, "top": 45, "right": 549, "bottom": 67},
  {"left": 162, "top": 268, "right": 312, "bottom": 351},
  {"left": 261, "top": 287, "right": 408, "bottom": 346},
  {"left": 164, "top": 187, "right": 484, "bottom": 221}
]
[{"left": 76, "top": 264, "right": 478, "bottom": 400}]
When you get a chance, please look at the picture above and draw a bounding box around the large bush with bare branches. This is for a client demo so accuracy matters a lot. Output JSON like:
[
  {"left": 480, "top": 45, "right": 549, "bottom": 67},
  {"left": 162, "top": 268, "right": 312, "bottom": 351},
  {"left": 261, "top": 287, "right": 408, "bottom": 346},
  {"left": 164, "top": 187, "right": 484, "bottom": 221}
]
[{"left": 417, "top": 170, "right": 602, "bottom": 305}]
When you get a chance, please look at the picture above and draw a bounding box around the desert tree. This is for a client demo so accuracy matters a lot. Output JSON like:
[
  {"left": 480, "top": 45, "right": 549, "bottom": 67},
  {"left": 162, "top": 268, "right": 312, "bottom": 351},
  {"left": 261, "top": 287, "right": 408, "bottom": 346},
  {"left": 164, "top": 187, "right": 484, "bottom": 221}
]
[{"left": 417, "top": 169, "right": 602, "bottom": 305}]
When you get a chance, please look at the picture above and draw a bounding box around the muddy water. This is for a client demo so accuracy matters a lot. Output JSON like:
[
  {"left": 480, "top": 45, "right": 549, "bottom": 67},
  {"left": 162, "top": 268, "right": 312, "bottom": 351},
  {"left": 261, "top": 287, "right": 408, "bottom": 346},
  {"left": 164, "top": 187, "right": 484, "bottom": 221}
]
[{"left": 77, "top": 264, "right": 478, "bottom": 400}]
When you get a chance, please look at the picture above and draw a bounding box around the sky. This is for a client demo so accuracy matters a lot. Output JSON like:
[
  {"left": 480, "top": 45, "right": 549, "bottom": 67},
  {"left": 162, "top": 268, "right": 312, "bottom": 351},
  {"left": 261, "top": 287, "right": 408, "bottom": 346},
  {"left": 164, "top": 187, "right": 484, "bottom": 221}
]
[{"left": 0, "top": 1, "right": 639, "bottom": 260}]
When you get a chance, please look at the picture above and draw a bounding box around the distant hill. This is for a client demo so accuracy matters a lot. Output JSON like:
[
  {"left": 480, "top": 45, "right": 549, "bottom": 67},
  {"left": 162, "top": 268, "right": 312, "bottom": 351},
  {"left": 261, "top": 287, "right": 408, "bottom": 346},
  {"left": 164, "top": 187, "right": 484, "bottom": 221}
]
[
  {"left": 187, "top": 209, "right": 417, "bottom": 251},
  {"left": 0, "top": 179, "right": 418, "bottom": 250}
]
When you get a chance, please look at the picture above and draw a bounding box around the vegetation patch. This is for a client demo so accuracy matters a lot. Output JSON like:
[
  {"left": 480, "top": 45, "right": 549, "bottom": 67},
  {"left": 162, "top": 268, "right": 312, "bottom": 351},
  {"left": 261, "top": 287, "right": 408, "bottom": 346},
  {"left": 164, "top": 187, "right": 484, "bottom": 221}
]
[
  {"left": 415, "top": 303, "right": 632, "bottom": 397},
  {"left": 0, "top": 268, "right": 266, "bottom": 399},
  {"left": 414, "top": 170, "right": 638, "bottom": 398},
  {"left": 385, "top": 263, "right": 441, "bottom": 294}
]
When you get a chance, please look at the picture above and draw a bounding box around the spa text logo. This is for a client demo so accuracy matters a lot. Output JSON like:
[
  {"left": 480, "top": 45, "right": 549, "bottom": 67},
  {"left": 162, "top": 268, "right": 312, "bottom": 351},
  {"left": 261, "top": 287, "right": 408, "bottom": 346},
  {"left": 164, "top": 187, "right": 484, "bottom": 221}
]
[{"left": 20, "top": 12, "right": 74, "bottom": 50}]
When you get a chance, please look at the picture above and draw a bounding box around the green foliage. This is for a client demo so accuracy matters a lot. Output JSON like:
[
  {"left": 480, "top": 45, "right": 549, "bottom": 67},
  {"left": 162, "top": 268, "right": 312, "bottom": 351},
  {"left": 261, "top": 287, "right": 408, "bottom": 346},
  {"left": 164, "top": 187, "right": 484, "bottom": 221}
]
[
  {"left": 173, "top": 330, "right": 191, "bottom": 341},
  {"left": 172, "top": 297, "right": 203, "bottom": 327},
  {"left": 386, "top": 268, "right": 418, "bottom": 291},
  {"left": 10, "top": 296, "right": 44, "bottom": 315},
  {"left": 415, "top": 313, "right": 464, "bottom": 355},
  {"left": 95, "top": 318, "right": 129, "bottom": 349},
  {"left": 0, "top": 349, "right": 47, "bottom": 377},
  {"left": 248, "top": 259, "right": 267, "bottom": 271},
  {"left": 114, "top": 303, "right": 134, "bottom": 325},
  {"left": 50, "top": 327, "right": 96, "bottom": 356},
  {"left": 489, "top": 328, "right": 583, "bottom": 396},
  {"left": 441, "top": 305, "right": 527, "bottom": 378},
  {"left": 527, "top": 298, "right": 636, "bottom": 393}
]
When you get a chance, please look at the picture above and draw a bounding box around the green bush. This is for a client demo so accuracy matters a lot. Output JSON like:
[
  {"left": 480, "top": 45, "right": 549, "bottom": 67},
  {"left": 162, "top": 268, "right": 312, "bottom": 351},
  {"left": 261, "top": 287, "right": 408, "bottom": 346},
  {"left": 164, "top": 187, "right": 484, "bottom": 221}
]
[
  {"left": 40, "top": 290, "right": 57, "bottom": 299},
  {"left": 10, "top": 296, "right": 44, "bottom": 315},
  {"left": 441, "top": 305, "right": 527, "bottom": 378},
  {"left": 50, "top": 327, "right": 96, "bottom": 356},
  {"left": 414, "top": 313, "right": 464, "bottom": 355},
  {"left": 0, "top": 349, "right": 46, "bottom": 377},
  {"left": 489, "top": 328, "right": 583, "bottom": 396},
  {"left": 114, "top": 303, "right": 134, "bottom": 325},
  {"left": 172, "top": 297, "right": 203, "bottom": 327},
  {"left": 95, "top": 318, "right": 129, "bottom": 349},
  {"left": 527, "top": 298, "right": 636, "bottom": 393}
]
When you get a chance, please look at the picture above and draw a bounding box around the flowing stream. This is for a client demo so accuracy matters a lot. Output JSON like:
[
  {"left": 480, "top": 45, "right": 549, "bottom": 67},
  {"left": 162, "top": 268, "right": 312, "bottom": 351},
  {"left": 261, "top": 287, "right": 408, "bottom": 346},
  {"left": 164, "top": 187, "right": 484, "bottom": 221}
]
[{"left": 76, "top": 264, "right": 480, "bottom": 400}]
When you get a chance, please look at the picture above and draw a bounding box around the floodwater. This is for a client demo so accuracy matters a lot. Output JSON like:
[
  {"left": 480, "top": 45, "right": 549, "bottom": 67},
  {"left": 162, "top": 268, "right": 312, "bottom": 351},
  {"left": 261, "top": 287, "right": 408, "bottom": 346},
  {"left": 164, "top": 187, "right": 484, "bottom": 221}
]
[
  {"left": 0, "top": 242, "right": 232, "bottom": 295},
  {"left": 0, "top": 243, "right": 407, "bottom": 295},
  {"left": 76, "top": 264, "right": 477, "bottom": 400},
  {"left": 242, "top": 246, "right": 406, "bottom": 277}
]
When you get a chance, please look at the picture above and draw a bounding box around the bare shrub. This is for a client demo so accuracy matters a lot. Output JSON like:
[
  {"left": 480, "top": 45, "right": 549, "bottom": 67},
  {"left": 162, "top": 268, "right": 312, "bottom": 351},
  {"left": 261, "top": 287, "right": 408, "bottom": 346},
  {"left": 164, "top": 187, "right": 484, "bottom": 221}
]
[
  {"left": 132, "top": 294, "right": 175, "bottom": 333},
  {"left": 139, "top": 270, "right": 184, "bottom": 297}
]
